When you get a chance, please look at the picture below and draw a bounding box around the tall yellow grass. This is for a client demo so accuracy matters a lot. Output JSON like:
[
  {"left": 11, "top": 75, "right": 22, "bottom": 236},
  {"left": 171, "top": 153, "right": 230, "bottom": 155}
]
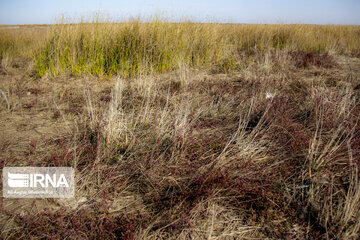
[{"left": 1, "top": 17, "right": 360, "bottom": 78}]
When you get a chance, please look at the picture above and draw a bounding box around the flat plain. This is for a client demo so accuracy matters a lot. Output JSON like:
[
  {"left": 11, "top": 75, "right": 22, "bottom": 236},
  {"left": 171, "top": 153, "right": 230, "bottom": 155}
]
[{"left": 1, "top": 21, "right": 360, "bottom": 239}]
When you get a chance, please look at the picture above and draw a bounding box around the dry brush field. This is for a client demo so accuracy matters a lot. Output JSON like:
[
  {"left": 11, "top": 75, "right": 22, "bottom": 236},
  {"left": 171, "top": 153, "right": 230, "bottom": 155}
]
[{"left": 0, "top": 19, "right": 360, "bottom": 239}]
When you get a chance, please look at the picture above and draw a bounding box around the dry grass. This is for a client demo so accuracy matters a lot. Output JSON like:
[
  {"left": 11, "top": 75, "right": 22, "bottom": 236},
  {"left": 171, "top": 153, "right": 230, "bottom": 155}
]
[
  {"left": 1, "top": 18, "right": 360, "bottom": 77},
  {"left": 1, "top": 18, "right": 360, "bottom": 239}
]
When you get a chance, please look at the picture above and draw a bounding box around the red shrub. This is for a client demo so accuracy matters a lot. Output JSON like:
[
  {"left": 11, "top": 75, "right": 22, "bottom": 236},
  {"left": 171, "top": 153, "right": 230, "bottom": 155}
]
[{"left": 290, "top": 51, "right": 337, "bottom": 68}]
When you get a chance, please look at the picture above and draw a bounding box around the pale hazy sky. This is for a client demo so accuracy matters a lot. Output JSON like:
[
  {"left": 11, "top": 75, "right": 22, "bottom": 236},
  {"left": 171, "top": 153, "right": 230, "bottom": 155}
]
[{"left": 0, "top": 0, "right": 359, "bottom": 25}]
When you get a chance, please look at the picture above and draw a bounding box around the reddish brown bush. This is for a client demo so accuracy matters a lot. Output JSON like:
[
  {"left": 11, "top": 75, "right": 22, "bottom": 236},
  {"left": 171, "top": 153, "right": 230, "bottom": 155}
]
[{"left": 290, "top": 51, "right": 337, "bottom": 68}]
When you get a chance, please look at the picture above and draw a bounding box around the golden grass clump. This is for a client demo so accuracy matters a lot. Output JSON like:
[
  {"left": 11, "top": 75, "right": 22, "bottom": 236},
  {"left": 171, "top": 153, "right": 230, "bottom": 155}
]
[
  {"left": 34, "top": 20, "right": 360, "bottom": 78},
  {"left": 2, "top": 16, "right": 360, "bottom": 78}
]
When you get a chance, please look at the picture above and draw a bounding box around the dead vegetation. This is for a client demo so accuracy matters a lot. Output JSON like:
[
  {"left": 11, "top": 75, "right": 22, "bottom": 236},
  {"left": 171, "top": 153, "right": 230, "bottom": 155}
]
[{"left": 0, "top": 22, "right": 360, "bottom": 239}]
